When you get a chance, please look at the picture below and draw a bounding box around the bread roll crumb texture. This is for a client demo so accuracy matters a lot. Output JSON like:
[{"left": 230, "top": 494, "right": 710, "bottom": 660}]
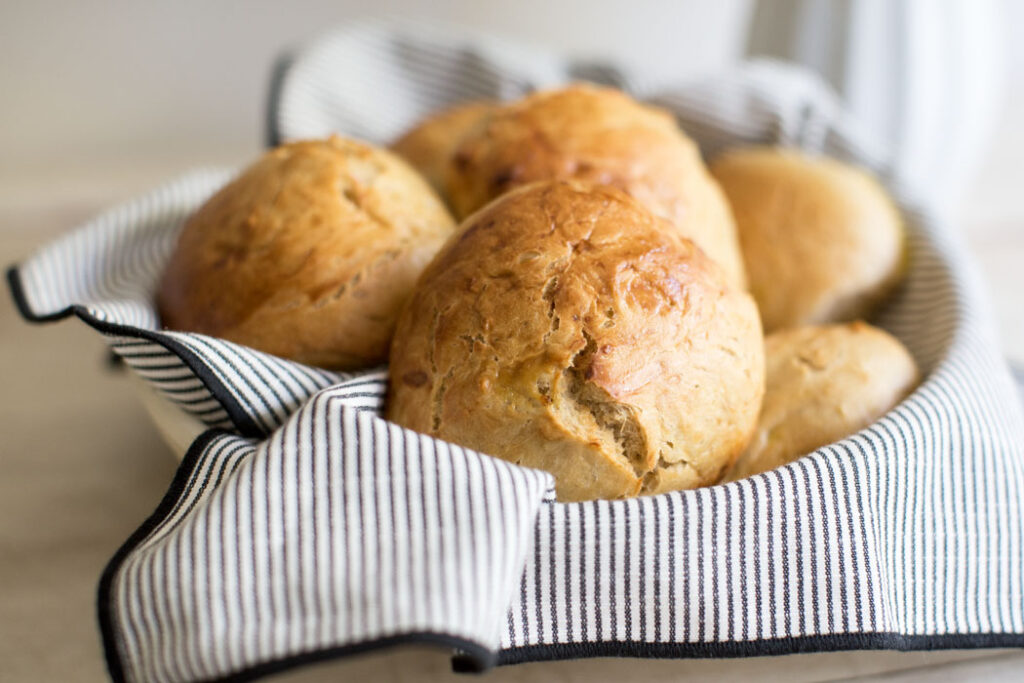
[{"left": 388, "top": 180, "right": 765, "bottom": 501}]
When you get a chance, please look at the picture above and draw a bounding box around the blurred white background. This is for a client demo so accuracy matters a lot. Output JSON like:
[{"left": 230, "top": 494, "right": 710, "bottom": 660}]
[
  {"left": 0, "top": 0, "right": 752, "bottom": 203},
  {"left": 1, "top": 0, "right": 1021, "bottom": 205},
  {"left": 0, "top": 0, "right": 1021, "bottom": 360}
]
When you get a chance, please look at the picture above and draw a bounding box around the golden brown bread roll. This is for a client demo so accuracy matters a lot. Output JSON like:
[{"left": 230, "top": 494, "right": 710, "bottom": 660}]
[
  {"left": 710, "top": 147, "right": 905, "bottom": 332},
  {"left": 444, "top": 84, "right": 747, "bottom": 289},
  {"left": 391, "top": 100, "right": 496, "bottom": 201},
  {"left": 724, "top": 321, "right": 919, "bottom": 482},
  {"left": 157, "top": 135, "right": 457, "bottom": 370},
  {"left": 388, "top": 180, "right": 765, "bottom": 501}
]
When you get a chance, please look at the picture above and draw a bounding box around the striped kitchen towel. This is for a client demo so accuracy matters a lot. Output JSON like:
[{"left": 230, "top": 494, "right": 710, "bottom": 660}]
[{"left": 8, "top": 20, "right": 1024, "bottom": 683}]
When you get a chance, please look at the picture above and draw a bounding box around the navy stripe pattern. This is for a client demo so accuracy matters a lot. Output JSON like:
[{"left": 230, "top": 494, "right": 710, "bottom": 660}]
[
  {"left": 9, "top": 21, "right": 1024, "bottom": 683},
  {"left": 11, "top": 168, "right": 362, "bottom": 436},
  {"left": 105, "top": 392, "right": 553, "bottom": 683}
]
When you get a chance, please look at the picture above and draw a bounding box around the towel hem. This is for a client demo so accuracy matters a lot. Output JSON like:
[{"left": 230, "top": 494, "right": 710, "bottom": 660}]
[
  {"left": 495, "top": 633, "right": 1024, "bottom": 665},
  {"left": 6, "top": 264, "right": 263, "bottom": 436},
  {"left": 95, "top": 428, "right": 498, "bottom": 683}
]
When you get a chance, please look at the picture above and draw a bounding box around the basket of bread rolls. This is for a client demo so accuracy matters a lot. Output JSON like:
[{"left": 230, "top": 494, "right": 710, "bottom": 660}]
[
  {"left": 9, "top": 22, "right": 1024, "bottom": 682},
  {"left": 153, "top": 83, "right": 917, "bottom": 500}
]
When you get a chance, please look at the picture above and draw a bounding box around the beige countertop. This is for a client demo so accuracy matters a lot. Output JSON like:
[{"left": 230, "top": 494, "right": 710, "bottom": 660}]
[{"left": 1, "top": 113, "right": 1022, "bottom": 681}]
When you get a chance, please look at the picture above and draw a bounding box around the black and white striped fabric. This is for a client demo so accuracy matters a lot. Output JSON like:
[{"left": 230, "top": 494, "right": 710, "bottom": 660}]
[
  {"left": 8, "top": 20, "right": 1024, "bottom": 683},
  {"left": 8, "top": 168, "right": 379, "bottom": 436}
]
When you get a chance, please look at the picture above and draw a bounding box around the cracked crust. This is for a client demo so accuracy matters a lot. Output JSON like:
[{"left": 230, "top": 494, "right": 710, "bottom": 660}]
[
  {"left": 710, "top": 147, "right": 906, "bottom": 332},
  {"left": 387, "top": 181, "right": 765, "bottom": 501},
  {"left": 724, "top": 321, "right": 919, "bottom": 482},
  {"left": 443, "top": 84, "right": 747, "bottom": 289},
  {"left": 157, "top": 135, "right": 457, "bottom": 369}
]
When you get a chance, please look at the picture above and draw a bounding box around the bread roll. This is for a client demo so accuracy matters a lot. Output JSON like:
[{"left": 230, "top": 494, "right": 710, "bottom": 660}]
[
  {"left": 710, "top": 147, "right": 905, "bottom": 332},
  {"left": 388, "top": 181, "right": 765, "bottom": 501},
  {"left": 391, "top": 100, "right": 496, "bottom": 200},
  {"left": 725, "top": 321, "right": 919, "bottom": 481},
  {"left": 157, "top": 135, "right": 457, "bottom": 370},
  {"left": 444, "top": 84, "right": 746, "bottom": 289}
]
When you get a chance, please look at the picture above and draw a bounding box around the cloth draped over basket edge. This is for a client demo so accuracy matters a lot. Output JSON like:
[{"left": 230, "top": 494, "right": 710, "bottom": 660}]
[{"left": 7, "top": 20, "right": 1024, "bottom": 683}]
